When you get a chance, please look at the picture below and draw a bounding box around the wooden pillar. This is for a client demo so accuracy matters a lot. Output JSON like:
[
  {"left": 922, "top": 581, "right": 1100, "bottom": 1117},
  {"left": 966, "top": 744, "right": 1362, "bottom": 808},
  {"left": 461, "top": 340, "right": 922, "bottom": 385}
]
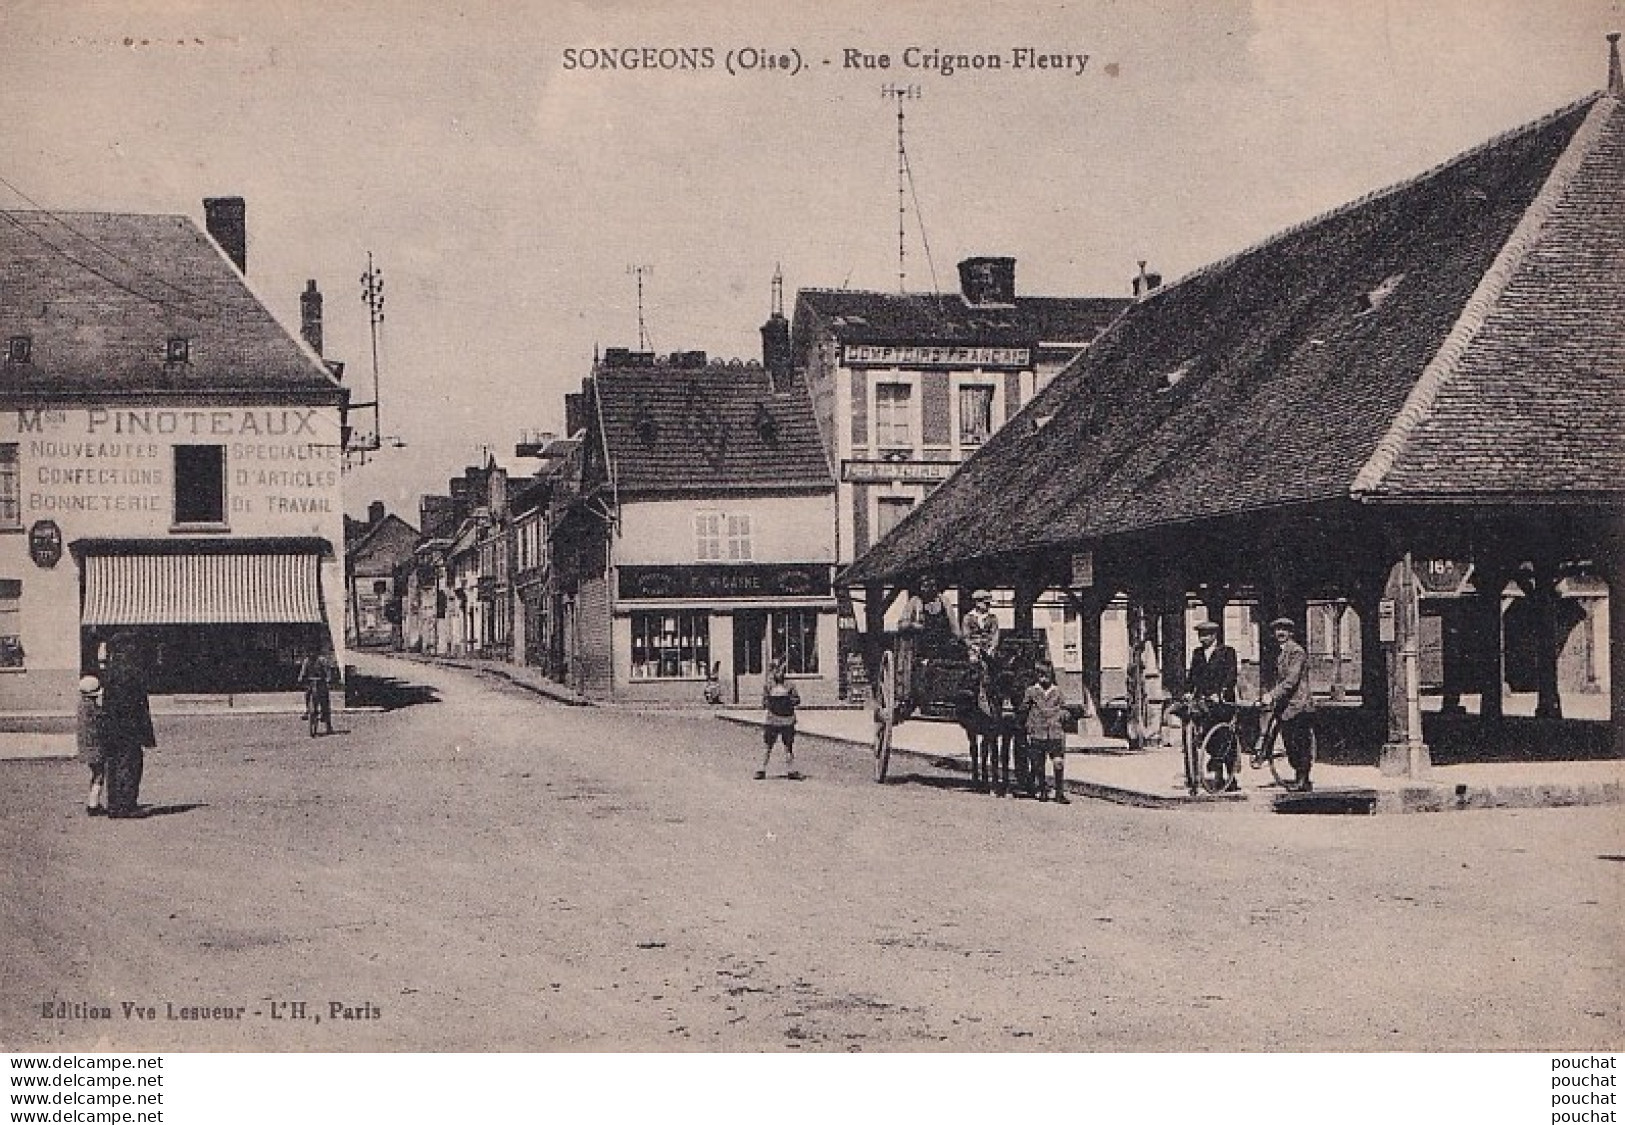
[
  {"left": 1513, "top": 560, "right": 1564, "bottom": 720},
  {"left": 1065, "top": 587, "right": 1106, "bottom": 713},
  {"left": 1379, "top": 554, "right": 1431, "bottom": 776},
  {"left": 1013, "top": 571, "right": 1041, "bottom": 636},
  {"left": 1473, "top": 559, "right": 1512, "bottom": 723},
  {"left": 1125, "top": 596, "right": 1154, "bottom": 748},
  {"left": 1158, "top": 568, "right": 1188, "bottom": 700},
  {"left": 862, "top": 582, "right": 888, "bottom": 690},
  {"left": 1608, "top": 558, "right": 1625, "bottom": 756},
  {"left": 1329, "top": 600, "right": 1350, "bottom": 702}
]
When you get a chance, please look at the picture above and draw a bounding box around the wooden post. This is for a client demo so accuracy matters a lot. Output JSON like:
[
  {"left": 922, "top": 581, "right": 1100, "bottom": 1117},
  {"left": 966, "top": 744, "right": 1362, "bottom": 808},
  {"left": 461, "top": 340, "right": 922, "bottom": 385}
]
[
  {"left": 1607, "top": 556, "right": 1625, "bottom": 756},
  {"left": 1159, "top": 570, "right": 1188, "bottom": 701},
  {"left": 1473, "top": 559, "right": 1510, "bottom": 723},
  {"left": 1013, "top": 572, "right": 1040, "bottom": 636},
  {"left": 1379, "top": 554, "right": 1431, "bottom": 776},
  {"left": 1063, "top": 587, "right": 1106, "bottom": 716},
  {"left": 1329, "top": 599, "right": 1349, "bottom": 702}
]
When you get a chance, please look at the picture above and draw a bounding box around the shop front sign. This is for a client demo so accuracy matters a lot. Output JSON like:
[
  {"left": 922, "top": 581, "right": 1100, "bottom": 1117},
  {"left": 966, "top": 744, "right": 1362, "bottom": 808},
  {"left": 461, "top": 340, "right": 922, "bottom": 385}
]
[{"left": 618, "top": 563, "right": 834, "bottom": 601}]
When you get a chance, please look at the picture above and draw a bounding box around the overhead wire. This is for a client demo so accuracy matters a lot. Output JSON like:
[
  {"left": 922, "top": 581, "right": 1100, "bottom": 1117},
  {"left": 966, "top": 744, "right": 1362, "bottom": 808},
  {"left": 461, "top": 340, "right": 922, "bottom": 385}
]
[{"left": 0, "top": 174, "right": 221, "bottom": 314}]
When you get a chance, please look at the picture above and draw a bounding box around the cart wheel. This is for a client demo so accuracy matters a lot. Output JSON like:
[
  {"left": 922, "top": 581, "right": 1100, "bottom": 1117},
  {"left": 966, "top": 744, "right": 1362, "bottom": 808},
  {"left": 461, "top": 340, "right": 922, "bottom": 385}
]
[
  {"left": 1198, "top": 723, "right": 1239, "bottom": 794},
  {"left": 873, "top": 650, "right": 896, "bottom": 783}
]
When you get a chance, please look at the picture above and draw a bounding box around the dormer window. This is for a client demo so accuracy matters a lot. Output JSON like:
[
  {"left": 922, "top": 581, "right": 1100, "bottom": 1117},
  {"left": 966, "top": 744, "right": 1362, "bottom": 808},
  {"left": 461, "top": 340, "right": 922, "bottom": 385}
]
[
  {"left": 1356, "top": 274, "right": 1406, "bottom": 317},
  {"left": 166, "top": 337, "right": 191, "bottom": 364},
  {"left": 1156, "top": 360, "right": 1196, "bottom": 394},
  {"left": 5, "top": 337, "right": 30, "bottom": 365}
]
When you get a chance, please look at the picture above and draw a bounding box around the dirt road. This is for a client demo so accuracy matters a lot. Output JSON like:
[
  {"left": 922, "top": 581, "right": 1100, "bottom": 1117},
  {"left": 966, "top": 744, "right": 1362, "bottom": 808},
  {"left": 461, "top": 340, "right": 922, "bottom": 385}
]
[{"left": 2, "top": 655, "right": 1619, "bottom": 1051}]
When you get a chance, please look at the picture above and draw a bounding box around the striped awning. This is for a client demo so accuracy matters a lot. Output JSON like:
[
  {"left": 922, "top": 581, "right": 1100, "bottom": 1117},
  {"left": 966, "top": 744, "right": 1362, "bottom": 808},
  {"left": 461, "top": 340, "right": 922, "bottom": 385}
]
[{"left": 83, "top": 551, "right": 324, "bottom": 626}]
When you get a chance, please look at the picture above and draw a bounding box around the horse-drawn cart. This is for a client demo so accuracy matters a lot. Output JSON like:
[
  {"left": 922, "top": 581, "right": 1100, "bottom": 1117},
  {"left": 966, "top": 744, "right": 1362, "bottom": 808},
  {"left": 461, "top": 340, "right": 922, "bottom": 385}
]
[{"left": 868, "top": 629, "right": 1073, "bottom": 787}]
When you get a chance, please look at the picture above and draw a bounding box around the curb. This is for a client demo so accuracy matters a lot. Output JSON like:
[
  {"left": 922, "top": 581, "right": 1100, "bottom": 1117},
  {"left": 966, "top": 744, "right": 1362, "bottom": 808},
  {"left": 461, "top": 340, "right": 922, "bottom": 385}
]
[{"left": 713, "top": 713, "right": 1623, "bottom": 814}]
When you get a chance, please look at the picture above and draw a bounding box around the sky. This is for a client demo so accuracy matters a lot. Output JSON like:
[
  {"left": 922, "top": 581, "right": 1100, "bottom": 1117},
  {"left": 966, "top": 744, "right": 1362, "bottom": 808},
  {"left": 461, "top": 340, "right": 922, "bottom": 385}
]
[{"left": 2, "top": 0, "right": 1621, "bottom": 521}]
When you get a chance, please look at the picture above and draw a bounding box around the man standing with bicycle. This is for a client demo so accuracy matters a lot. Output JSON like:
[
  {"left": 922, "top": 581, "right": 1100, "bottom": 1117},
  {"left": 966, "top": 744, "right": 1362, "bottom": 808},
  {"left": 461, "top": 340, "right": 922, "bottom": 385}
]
[
  {"left": 1262, "top": 617, "right": 1314, "bottom": 792},
  {"left": 1183, "top": 620, "right": 1240, "bottom": 788}
]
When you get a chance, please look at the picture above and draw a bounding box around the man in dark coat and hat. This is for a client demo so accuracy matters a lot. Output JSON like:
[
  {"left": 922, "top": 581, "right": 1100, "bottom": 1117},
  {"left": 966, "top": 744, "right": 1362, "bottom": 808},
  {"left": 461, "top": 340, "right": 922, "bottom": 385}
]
[
  {"left": 1262, "top": 617, "right": 1315, "bottom": 791},
  {"left": 100, "top": 634, "right": 157, "bottom": 819}
]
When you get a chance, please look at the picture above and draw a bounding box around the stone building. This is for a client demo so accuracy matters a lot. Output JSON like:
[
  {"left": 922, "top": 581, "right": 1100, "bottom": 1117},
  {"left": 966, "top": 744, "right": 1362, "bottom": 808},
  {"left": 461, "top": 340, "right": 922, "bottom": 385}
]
[{"left": 0, "top": 198, "right": 349, "bottom": 712}]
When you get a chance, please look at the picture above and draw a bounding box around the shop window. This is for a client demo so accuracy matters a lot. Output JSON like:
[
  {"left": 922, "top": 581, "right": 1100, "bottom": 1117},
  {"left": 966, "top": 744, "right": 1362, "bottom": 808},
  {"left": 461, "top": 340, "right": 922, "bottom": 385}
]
[
  {"left": 958, "top": 385, "right": 995, "bottom": 446},
  {"left": 772, "top": 609, "right": 819, "bottom": 675},
  {"left": 0, "top": 444, "right": 18, "bottom": 530},
  {"left": 726, "top": 513, "right": 752, "bottom": 562},
  {"left": 874, "top": 382, "right": 912, "bottom": 447},
  {"left": 695, "top": 512, "right": 722, "bottom": 561},
  {"left": 876, "top": 495, "right": 914, "bottom": 540},
  {"left": 0, "top": 579, "right": 21, "bottom": 669},
  {"left": 173, "top": 445, "right": 226, "bottom": 526},
  {"left": 631, "top": 611, "right": 710, "bottom": 679}
]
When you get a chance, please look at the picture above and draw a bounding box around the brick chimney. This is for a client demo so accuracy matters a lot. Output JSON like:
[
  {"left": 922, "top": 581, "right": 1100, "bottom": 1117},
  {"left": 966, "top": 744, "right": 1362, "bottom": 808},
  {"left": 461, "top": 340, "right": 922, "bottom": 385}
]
[
  {"left": 203, "top": 197, "right": 247, "bottom": 274},
  {"left": 1132, "top": 261, "right": 1163, "bottom": 298},
  {"left": 761, "top": 313, "right": 793, "bottom": 393},
  {"left": 958, "top": 256, "right": 1016, "bottom": 305},
  {"left": 300, "top": 280, "right": 323, "bottom": 356},
  {"left": 368, "top": 500, "right": 385, "bottom": 526},
  {"left": 1609, "top": 32, "right": 1622, "bottom": 96}
]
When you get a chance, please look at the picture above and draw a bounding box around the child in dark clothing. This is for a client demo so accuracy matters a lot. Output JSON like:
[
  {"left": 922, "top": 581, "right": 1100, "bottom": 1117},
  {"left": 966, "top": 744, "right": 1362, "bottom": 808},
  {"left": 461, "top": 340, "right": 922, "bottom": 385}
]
[
  {"left": 76, "top": 675, "right": 106, "bottom": 817},
  {"left": 758, "top": 665, "right": 801, "bottom": 780}
]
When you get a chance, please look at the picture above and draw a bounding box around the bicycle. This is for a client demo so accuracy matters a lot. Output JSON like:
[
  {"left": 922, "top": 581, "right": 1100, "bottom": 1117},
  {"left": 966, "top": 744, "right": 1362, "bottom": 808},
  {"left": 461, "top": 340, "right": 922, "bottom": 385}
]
[{"left": 1179, "top": 699, "right": 1316, "bottom": 795}]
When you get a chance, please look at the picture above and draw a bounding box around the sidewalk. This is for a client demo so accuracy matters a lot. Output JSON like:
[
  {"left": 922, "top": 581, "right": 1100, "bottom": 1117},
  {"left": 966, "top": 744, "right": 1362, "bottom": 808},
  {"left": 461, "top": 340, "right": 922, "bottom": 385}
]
[
  {"left": 386, "top": 651, "right": 592, "bottom": 707},
  {"left": 716, "top": 707, "right": 1625, "bottom": 814}
]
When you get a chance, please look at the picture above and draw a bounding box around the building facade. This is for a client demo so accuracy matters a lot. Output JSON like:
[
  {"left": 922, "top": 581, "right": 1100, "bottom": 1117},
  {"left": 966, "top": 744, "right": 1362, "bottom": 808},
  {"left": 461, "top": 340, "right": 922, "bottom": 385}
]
[
  {"left": 0, "top": 200, "right": 349, "bottom": 712},
  {"left": 554, "top": 347, "right": 839, "bottom": 704},
  {"left": 792, "top": 256, "right": 1129, "bottom": 694}
]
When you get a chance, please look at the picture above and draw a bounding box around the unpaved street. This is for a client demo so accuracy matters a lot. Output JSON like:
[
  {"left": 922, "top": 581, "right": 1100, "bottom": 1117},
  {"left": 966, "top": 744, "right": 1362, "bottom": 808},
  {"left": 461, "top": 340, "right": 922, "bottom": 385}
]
[{"left": 2, "top": 655, "right": 1620, "bottom": 1051}]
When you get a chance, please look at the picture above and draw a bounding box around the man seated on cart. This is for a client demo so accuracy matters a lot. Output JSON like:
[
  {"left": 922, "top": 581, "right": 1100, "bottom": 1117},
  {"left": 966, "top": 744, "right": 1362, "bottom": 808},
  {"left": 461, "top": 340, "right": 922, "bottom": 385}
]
[{"left": 895, "top": 573, "right": 961, "bottom": 717}]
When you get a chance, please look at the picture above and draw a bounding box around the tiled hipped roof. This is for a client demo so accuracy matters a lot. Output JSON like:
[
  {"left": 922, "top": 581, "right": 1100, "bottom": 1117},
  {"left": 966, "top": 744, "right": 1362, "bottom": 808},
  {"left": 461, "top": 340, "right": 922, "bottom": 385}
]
[
  {"left": 0, "top": 210, "right": 341, "bottom": 399},
  {"left": 794, "top": 289, "right": 1127, "bottom": 349},
  {"left": 594, "top": 363, "right": 833, "bottom": 495},
  {"left": 844, "top": 94, "right": 1623, "bottom": 584}
]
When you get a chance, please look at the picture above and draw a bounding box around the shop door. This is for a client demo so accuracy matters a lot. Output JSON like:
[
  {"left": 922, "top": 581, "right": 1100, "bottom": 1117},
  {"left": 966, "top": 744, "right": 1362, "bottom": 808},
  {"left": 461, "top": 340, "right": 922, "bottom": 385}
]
[{"left": 733, "top": 611, "right": 766, "bottom": 703}]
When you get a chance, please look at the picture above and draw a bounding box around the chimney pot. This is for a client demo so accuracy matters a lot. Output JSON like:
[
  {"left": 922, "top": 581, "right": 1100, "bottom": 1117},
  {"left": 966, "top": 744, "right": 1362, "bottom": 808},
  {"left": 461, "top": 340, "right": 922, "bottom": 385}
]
[
  {"left": 368, "top": 500, "right": 386, "bottom": 526},
  {"left": 202, "top": 197, "right": 247, "bottom": 274},
  {"left": 958, "top": 256, "right": 1017, "bottom": 305},
  {"left": 300, "top": 279, "right": 324, "bottom": 356}
]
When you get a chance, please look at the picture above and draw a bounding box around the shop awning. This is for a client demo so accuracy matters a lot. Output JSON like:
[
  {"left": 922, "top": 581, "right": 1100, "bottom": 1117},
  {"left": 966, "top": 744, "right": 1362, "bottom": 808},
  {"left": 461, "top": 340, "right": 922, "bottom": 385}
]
[{"left": 81, "top": 548, "right": 326, "bottom": 626}]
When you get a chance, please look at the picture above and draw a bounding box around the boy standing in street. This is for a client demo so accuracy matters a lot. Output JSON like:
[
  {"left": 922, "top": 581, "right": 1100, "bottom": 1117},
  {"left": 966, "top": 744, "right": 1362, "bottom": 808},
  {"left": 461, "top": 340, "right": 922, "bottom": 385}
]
[
  {"left": 758, "top": 664, "right": 802, "bottom": 780},
  {"left": 76, "top": 675, "right": 107, "bottom": 817},
  {"left": 1020, "top": 662, "right": 1070, "bottom": 803}
]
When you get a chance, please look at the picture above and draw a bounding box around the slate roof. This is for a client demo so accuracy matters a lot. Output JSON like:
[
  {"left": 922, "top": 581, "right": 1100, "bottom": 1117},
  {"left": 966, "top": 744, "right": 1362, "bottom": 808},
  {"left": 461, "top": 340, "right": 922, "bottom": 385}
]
[
  {"left": 349, "top": 514, "right": 420, "bottom": 576},
  {"left": 793, "top": 289, "right": 1128, "bottom": 351},
  {"left": 844, "top": 92, "right": 1624, "bottom": 585},
  {"left": 592, "top": 360, "right": 833, "bottom": 496},
  {"left": 0, "top": 210, "right": 342, "bottom": 401}
]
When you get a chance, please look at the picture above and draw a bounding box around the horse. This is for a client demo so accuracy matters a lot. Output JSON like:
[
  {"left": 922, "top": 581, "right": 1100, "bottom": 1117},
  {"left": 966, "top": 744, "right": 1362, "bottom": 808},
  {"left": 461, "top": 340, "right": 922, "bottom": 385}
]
[{"left": 953, "top": 651, "right": 1028, "bottom": 795}]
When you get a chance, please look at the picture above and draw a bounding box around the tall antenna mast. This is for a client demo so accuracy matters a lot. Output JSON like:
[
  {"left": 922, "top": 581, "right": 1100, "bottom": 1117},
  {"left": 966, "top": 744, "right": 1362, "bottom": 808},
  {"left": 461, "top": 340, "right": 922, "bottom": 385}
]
[
  {"left": 882, "top": 84, "right": 920, "bottom": 293},
  {"left": 627, "top": 264, "right": 653, "bottom": 351},
  {"left": 352, "top": 251, "right": 386, "bottom": 465}
]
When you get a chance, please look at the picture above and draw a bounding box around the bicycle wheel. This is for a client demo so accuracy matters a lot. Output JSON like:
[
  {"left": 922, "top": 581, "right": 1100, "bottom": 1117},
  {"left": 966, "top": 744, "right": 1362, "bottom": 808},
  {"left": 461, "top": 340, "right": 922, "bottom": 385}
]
[
  {"left": 1265, "top": 721, "right": 1317, "bottom": 789},
  {"left": 873, "top": 650, "right": 896, "bottom": 783},
  {"left": 306, "top": 689, "right": 319, "bottom": 738},
  {"left": 1198, "top": 723, "right": 1239, "bottom": 794},
  {"left": 1180, "top": 721, "right": 1201, "bottom": 795}
]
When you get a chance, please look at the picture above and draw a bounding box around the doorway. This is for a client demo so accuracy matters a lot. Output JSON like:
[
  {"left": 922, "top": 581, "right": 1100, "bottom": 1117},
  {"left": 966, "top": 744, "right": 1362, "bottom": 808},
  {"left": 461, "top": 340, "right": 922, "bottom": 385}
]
[{"left": 733, "top": 611, "right": 766, "bottom": 703}]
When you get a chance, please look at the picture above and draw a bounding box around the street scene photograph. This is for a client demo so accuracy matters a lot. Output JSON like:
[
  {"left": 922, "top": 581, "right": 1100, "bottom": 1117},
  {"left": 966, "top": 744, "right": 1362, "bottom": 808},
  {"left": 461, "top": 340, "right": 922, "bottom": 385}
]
[{"left": 0, "top": 0, "right": 1621, "bottom": 1090}]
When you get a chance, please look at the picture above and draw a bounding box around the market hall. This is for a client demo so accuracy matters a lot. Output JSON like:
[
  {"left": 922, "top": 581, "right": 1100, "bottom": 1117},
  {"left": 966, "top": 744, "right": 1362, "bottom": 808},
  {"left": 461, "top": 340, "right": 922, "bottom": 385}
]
[{"left": 840, "top": 60, "right": 1625, "bottom": 770}]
